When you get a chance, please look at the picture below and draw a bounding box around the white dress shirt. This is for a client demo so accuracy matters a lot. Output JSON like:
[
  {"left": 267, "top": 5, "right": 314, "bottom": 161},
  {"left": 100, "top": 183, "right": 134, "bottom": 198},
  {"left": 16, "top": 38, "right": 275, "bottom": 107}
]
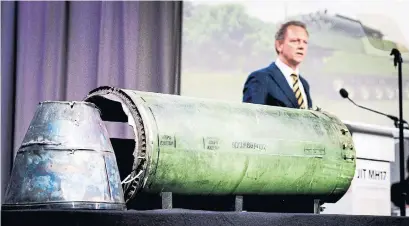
[{"left": 275, "top": 58, "right": 308, "bottom": 107}]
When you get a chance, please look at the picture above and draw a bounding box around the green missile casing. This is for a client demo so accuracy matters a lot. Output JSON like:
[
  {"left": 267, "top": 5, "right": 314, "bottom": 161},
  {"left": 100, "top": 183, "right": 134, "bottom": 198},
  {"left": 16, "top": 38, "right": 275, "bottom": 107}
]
[{"left": 85, "top": 86, "right": 356, "bottom": 203}]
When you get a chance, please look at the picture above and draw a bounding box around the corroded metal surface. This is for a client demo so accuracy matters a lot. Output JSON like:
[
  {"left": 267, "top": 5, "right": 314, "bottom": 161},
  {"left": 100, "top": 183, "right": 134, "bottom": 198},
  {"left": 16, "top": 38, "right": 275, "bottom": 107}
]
[
  {"left": 3, "top": 101, "right": 125, "bottom": 210},
  {"left": 85, "top": 86, "right": 356, "bottom": 203}
]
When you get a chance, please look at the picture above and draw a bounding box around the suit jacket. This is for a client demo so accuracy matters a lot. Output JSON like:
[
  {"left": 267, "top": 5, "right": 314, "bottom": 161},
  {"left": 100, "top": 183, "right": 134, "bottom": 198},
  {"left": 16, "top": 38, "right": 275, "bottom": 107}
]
[{"left": 242, "top": 62, "right": 313, "bottom": 109}]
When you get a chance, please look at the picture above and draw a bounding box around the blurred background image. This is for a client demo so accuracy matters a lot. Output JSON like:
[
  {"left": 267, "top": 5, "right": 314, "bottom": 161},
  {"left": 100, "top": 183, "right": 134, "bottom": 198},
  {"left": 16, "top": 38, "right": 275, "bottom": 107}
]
[{"left": 181, "top": 0, "right": 409, "bottom": 128}]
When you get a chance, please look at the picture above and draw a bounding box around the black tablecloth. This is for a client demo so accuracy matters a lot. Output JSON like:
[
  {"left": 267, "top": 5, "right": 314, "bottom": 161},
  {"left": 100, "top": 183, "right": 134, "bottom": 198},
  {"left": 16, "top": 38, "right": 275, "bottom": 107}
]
[{"left": 2, "top": 209, "right": 409, "bottom": 226}]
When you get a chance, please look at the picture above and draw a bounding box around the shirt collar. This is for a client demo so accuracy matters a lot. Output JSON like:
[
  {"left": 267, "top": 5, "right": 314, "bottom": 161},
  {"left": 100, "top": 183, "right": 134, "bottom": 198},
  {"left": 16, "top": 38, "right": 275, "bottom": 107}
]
[{"left": 275, "top": 57, "right": 300, "bottom": 78}]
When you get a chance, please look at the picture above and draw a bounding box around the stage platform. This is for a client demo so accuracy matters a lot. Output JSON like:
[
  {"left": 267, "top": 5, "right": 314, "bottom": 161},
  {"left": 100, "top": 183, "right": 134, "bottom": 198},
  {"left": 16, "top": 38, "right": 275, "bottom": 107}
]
[{"left": 2, "top": 209, "right": 409, "bottom": 226}]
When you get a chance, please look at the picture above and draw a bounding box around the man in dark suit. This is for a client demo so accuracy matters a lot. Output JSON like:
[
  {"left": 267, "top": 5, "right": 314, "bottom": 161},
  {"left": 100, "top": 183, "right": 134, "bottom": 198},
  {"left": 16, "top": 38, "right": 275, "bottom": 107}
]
[
  {"left": 242, "top": 21, "right": 314, "bottom": 213},
  {"left": 243, "top": 20, "right": 312, "bottom": 109}
]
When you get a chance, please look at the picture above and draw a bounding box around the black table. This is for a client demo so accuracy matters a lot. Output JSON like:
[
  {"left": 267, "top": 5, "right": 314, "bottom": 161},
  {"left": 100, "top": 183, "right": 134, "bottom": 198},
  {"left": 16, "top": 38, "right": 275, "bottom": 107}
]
[{"left": 2, "top": 209, "right": 409, "bottom": 226}]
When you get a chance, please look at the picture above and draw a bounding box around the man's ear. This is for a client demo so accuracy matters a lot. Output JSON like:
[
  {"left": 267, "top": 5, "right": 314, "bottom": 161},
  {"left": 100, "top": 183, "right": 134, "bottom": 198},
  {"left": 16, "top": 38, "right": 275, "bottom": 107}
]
[{"left": 275, "top": 40, "right": 282, "bottom": 54}]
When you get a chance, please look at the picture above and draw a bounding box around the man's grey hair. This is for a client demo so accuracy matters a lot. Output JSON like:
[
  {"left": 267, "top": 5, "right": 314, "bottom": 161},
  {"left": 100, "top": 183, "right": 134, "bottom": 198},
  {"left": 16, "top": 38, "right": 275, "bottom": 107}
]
[{"left": 275, "top": 20, "right": 309, "bottom": 53}]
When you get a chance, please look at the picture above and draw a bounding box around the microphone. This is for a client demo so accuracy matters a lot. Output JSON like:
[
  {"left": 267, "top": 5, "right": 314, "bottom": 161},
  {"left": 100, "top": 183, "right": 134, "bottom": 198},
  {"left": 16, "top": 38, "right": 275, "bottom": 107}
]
[{"left": 339, "top": 88, "right": 408, "bottom": 127}]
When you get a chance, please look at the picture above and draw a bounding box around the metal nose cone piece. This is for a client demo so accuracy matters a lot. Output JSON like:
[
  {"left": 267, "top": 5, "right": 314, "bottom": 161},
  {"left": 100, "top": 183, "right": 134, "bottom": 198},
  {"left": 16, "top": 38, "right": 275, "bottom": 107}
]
[{"left": 3, "top": 101, "right": 125, "bottom": 210}]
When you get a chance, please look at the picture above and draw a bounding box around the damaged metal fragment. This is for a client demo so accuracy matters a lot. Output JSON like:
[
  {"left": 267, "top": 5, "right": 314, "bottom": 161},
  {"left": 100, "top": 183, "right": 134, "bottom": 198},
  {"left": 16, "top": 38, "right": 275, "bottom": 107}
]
[
  {"left": 85, "top": 86, "right": 356, "bottom": 204},
  {"left": 3, "top": 101, "right": 125, "bottom": 210}
]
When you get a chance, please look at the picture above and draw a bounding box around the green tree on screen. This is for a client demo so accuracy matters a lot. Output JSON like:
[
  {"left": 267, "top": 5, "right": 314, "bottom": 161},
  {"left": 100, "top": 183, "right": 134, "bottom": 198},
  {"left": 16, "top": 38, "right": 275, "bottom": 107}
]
[{"left": 183, "top": 2, "right": 277, "bottom": 72}]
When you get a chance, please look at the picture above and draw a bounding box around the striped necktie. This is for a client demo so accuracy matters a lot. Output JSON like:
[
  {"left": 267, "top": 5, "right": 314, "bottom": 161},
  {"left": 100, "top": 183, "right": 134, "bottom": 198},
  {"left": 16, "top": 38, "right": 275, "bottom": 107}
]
[{"left": 291, "top": 73, "right": 306, "bottom": 109}]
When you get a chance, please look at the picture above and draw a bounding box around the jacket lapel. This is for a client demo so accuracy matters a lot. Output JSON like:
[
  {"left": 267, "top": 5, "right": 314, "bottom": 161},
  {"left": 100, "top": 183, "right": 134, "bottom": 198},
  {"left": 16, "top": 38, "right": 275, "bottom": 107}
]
[
  {"left": 300, "top": 76, "right": 312, "bottom": 108},
  {"left": 267, "top": 62, "right": 298, "bottom": 108}
]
